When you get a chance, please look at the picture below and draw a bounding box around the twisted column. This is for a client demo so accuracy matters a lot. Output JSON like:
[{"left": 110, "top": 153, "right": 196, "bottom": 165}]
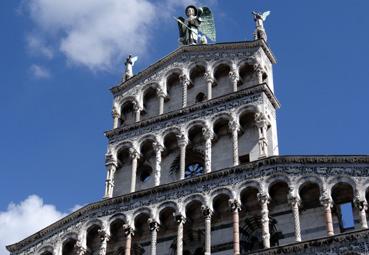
[
  {"left": 98, "top": 229, "right": 110, "bottom": 255},
  {"left": 180, "top": 74, "right": 190, "bottom": 108},
  {"left": 320, "top": 193, "right": 334, "bottom": 236},
  {"left": 175, "top": 215, "right": 186, "bottom": 255},
  {"left": 228, "top": 119, "right": 240, "bottom": 166},
  {"left": 355, "top": 198, "right": 368, "bottom": 229},
  {"left": 202, "top": 206, "right": 213, "bottom": 255},
  {"left": 205, "top": 71, "right": 214, "bottom": 100},
  {"left": 255, "top": 112, "right": 269, "bottom": 159},
  {"left": 202, "top": 127, "right": 214, "bottom": 174},
  {"left": 129, "top": 148, "right": 140, "bottom": 193},
  {"left": 153, "top": 142, "right": 164, "bottom": 186},
  {"left": 104, "top": 154, "right": 118, "bottom": 199},
  {"left": 257, "top": 192, "right": 270, "bottom": 249},
  {"left": 148, "top": 219, "right": 159, "bottom": 255},
  {"left": 177, "top": 132, "right": 188, "bottom": 180},
  {"left": 229, "top": 199, "right": 241, "bottom": 255},
  {"left": 229, "top": 68, "right": 239, "bottom": 92},
  {"left": 123, "top": 224, "right": 134, "bottom": 255},
  {"left": 112, "top": 108, "right": 120, "bottom": 129},
  {"left": 288, "top": 194, "right": 302, "bottom": 242}
]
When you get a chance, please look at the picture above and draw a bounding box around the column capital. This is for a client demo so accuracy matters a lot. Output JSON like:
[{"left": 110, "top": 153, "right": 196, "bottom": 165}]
[
  {"left": 229, "top": 70, "right": 239, "bottom": 83},
  {"left": 319, "top": 193, "right": 333, "bottom": 209},
  {"left": 129, "top": 148, "right": 140, "bottom": 160},
  {"left": 175, "top": 214, "right": 186, "bottom": 224},
  {"left": 255, "top": 112, "right": 269, "bottom": 128},
  {"left": 112, "top": 108, "right": 120, "bottom": 118},
  {"left": 153, "top": 142, "right": 164, "bottom": 153},
  {"left": 123, "top": 224, "right": 135, "bottom": 237},
  {"left": 177, "top": 132, "right": 189, "bottom": 147},
  {"left": 201, "top": 205, "right": 213, "bottom": 219},
  {"left": 98, "top": 229, "right": 110, "bottom": 242},
  {"left": 287, "top": 194, "right": 301, "bottom": 207},
  {"left": 202, "top": 127, "right": 214, "bottom": 140},
  {"left": 228, "top": 119, "right": 240, "bottom": 133},
  {"left": 148, "top": 218, "right": 160, "bottom": 232},
  {"left": 105, "top": 153, "right": 118, "bottom": 167},
  {"left": 133, "top": 101, "right": 142, "bottom": 112},
  {"left": 229, "top": 199, "right": 241, "bottom": 212},
  {"left": 204, "top": 71, "right": 215, "bottom": 85},
  {"left": 179, "top": 74, "right": 191, "bottom": 87},
  {"left": 156, "top": 88, "right": 167, "bottom": 98},
  {"left": 354, "top": 198, "right": 368, "bottom": 211},
  {"left": 257, "top": 192, "right": 270, "bottom": 204},
  {"left": 74, "top": 241, "right": 88, "bottom": 255}
]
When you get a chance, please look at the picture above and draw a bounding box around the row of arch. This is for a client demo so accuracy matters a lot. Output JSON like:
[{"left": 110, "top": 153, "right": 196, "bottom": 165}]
[
  {"left": 39, "top": 175, "right": 369, "bottom": 255},
  {"left": 114, "top": 58, "right": 271, "bottom": 127}
]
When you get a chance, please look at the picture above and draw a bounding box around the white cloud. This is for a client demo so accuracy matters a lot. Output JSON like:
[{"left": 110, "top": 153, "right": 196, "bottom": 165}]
[
  {"left": 29, "top": 64, "right": 51, "bottom": 79},
  {"left": 0, "top": 195, "right": 68, "bottom": 255},
  {"left": 26, "top": 34, "right": 54, "bottom": 59}
]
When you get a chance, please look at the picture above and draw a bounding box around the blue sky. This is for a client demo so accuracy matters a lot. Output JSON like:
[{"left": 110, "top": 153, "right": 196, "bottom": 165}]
[{"left": 0, "top": 0, "right": 369, "bottom": 252}]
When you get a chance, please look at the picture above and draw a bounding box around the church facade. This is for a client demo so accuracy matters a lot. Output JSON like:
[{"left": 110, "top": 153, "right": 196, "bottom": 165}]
[{"left": 7, "top": 9, "right": 369, "bottom": 255}]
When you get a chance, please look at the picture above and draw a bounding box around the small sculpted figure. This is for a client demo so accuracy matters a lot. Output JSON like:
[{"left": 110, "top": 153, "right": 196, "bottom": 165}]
[
  {"left": 252, "top": 11, "right": 270, "bottom": 41},
  {"left": 124, "top": 55, "right": 138, "bottom": 81}
]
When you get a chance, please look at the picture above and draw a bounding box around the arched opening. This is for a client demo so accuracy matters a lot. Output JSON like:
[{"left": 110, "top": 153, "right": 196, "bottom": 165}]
[
  {"left": 107, "top": 218, "right": 126, "bottom": 254},
  {"left": 212, "top": 193, "right": 233, "bottom": 250},
  {"left": 40, "top": 252, "right": 53, "bottom": 255},
  {"left": 195, "top": 92, "right": 206, "bottom": 103},
  {"left": 299, "top": 181, "right": 325, "bottom": 240},
  {"left": 188, "top": 65, "right": 207, "bottom": 106},
  {"left": 212, "top": 118, "right": 232, "bottom": 171},
  {"left": 238, "top": 110, "right": 258, "bottom": 163},
  {"left": 142, "top": 87, "right": 159, "bottom": 120},
  {"left": 165, "top": 73, "right": 182, "bottom": 113},
  {"left": 86, "top": 225, "right": 102, "bottom": 253},
  {"left": 137, "top": 140, "right": 155, "bottom": 190},
  {"left": 62, "top": 238, "right": 77, "bottom": 255},
  {"left": 183, "top": 200, "right": 205, "bottom": 254},
  {"left": 121, "top": 101, "right": 136, "bottom": 126},
  {"left": 187, "top": 125, "right": 206, "bottom": 177},
  {"left": 213, "top": 64, "right": 232, "bottom": 98},
  {"left": 164, "top": 132, "right": 180, "bottom": 183},
  {"left": 268, "top": 181, "right": 288, "bottom": 245},
  {"left": 239, "top": 64, "right": 256, "bottom": 90},
  {"left": 159, "top": 207, "right": 177, "bottom": 253},
  {"left": 114, "top": 147, "right": 132, "bottom": 196},
  {"left": 331, "top": 182, "right": 355, "bottom": 233},
  {"left": 133, "top": 213, "right": 150, "bottom": 255}
]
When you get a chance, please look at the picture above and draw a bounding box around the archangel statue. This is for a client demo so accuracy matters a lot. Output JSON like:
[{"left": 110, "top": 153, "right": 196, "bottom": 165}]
[
  {"left": 124, "top": 55, "right": 138, "bottom": 81},
  {"left": 176, "top": 5, "right": 216, "bottom": 46},
  {"left": 252, "top": 11, "right": 270, "bottom": 42}
]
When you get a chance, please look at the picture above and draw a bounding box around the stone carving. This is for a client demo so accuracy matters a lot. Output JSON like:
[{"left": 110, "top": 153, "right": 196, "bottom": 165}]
[{"left": 124, "top": 55, "right": 138, "bottom": 81}]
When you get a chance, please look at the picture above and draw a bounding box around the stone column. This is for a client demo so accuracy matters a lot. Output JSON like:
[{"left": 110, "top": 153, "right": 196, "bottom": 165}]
[
  {"left": 257, "top": 192, "right": 270, "bottom": 249},
  {"left": 205, "top": 72, "right": 214, "bottom": 100},
  {"left": 288, "top": 194, "right": 302, "bottom": 242},
  {"left": 175, "top": 215, "right": 186, "bottom": 255},
  {"left": 98, "top": 229, "right": 110, "bottom": 255},
  {"left": 129, "top": 148, "right": 140, "bottom": 193},
  {"left": 153, "top": 142, "right": 164, "bottom": 186},
  {"left": 320, "top": 194, "right": 334, "bottom": 236},
  {"left": 254, "top": 64, "right": 263, "bottom": 84},
  {"left": 133, "top": 103, "right": 141, "bottom": 122},
  {"left": 123, "top": 225, "right": 134, "bottom": 255},
  {"left": 201, "top": 206, "right": 213, "bottom": 255},
  {"left": 229, "top": 68, "right": 239, "bottom": 92},
  {"left": 355, "top": 198, "right": 368, "bottom": 229},
  {"left": 74, "top": 240, "right": 88, "bottom": 255},
  {"left": 255, "top": 113, "right": 269, "bottom": 159},
  {"left": 202, "top": 127, "right": 214, "bottom": 174},
  {"left": 112, "top": 108, "right": 120, "bottom": 129},
  {"left": 104, "top": 163, "right": 117, "bottom": 198},
  {"left": 228, "top": 119, "right": 240, "bottom": 166},
  {"left": 229, "top": 199, "right": 241, "bottom": 255},
  {"left": 148, "top": 219, "right": 159, "bottom": 255},
  {"left": 180, "top": 74, "right": 190, "bottom": 108},
  {"left": 177, "top": 132, "right": 188, "bottom": 180},
  {"left": 157, "top": 89, "right": 166, "bottom": 115}
]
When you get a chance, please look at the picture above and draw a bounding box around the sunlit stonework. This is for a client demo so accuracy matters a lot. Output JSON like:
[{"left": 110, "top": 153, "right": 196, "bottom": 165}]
[{"left": 7, "top": 6, "right": 369, "bottom": 255}]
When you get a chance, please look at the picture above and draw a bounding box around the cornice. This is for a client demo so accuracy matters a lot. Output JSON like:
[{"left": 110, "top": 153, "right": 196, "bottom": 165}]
[
  {"left": 105, "top": 83, "right": 280, "bottom": 139},
  {"left": 6, "top": 155, "right": 369, "bottom": 253},
  {"left": 110, "top": 40, "right": 276, "bottom": 96}
]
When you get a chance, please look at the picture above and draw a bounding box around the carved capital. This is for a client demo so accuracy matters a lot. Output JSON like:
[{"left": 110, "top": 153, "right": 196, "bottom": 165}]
[
  {"left": 257, "top": 192, "right": 270, "bottom": 204},
  {"left": 228, "top": 120, "right": 240, "bottom": 133},
  {"left": 202, "top": 127, "right": 214, "bottom": 141},
  {"left": 156, "top": 88, "right": 167, "bottom": 98},
  {"left": 74, "top": 241, "right": 87, "bottom": 255},
  {"left": 112, "top": 108, "right": 120, "bottom": 118},
  {"left": 123, "top": 224, "right": 135, "bottom": 237},
  {"left": 129, "top": 148, "right": 140, "bottom": 160},
  {"left": 320, "top": 194, "right": 333, "bottom": 210},
  {"left": 132, "top": 101, "right": 142, "bottom": 112},
  {"left": 287, "top": 194, "right": 301, "bottom": 207},
  {"left": 175, "top": 214, "right": 186, "bottom": 225},
  {"left": 201, "top": 205, "right": 213, "bottom": 219},
  {"left": 229, "top": 199, "right": 241, "bottom": 212},
  {"left": 204, "top": 72, "right": 215, "bottom": 84},
  {"left": 148, "top": 218, "right": 160, "bottom": 232},
  {"left": 105, "top": 153, "right": 118, "bottom": 167},
  {"left": 229, "top": 70, "right": 239, "bottom": 83},
  {"left": 255, "top": 112, "right": 269, "bottom": 128},
  {"left": 177, "top": 132, "right": 189, "bottom": 147},
  {"left": 179, "top": 74, "right": 191, "bottom": 87},
  {"left": 153, "top": 142, "right": 164, "bottom": 153},
  {"left": 97, "top": 229, "right": 110, "bottom": 242},
  {"left": 354, "top": 198, "right": 368, "bottom": 211}
]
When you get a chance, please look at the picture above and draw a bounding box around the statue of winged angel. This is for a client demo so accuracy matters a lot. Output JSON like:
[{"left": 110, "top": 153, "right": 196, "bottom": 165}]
[
  {"left": 176, "top": 5, "right": 216, "bottom": 46},
  {"left": 124, "top": 55, "right": 138, "bottom": 81},
  {"left": 252, "top": 11, "right": 270, "bottom": 29}
]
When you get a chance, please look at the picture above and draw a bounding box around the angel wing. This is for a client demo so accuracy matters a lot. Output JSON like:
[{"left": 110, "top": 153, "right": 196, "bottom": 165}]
[
  {"left": 198, "top": 7, "right": 216, "bottom": 42},
  {"left": 131, "top": 56, "right": 138, "bottom": 66},
  {"left": 261, "top": 11, "right": 271, "bottom": 21}
]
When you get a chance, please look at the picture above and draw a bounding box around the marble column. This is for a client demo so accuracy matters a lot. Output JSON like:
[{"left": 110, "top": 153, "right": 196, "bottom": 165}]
[
  {"left": 129, "top": 148, "right": 140, "bottom": 193},
  {"left": 123, "top": 225, "right": 134, "bottom": 255},
  {"left": 255, "top": 113, "right": 268, "bottom": 159},
  {"left": 320, "top": 194, "right": 334, "bottom": 236},
  {"left": 180, "top": 74, "right": 190, "bottom": 108},
  {"left": 98, "top": 229, "right": 110, "bottom": 255},
  {"left": 288, "top": 194, "right": 302, "bottom": 242},
  {"left": 175, "top": 215, "right": 186, "bottom": 255},
  {"left": 74, "top": 240, "right": 88, "bottom": 255},
  {"left": 202, "top": 206, "right": 212, "bottom": 255},
  {"left": 229, "top": 68, "right": 239, "bottom": 92},
  {"left": 104, "top": 162, "right": 117, "bottom": 199},
  {"left": 257, "top": 192, "right": 270, "bottom": 249},
  {"left": 228, "top": 120, "right": 240, "bottom": 166},
  {"left": 177, "top": 133, "right": 188, "bottom": 180},
  {"left": 148, "top": 219, "right": 159, "bottom": 255},
  {"left": 355, "top": 198, "right": 368, "bottom": 229},
  {"left": 157, "top": 89, "right": 166, "bottom": 115},
  {"left": 202, "top": 127, "right": 214, "bottom": 174},
  {"left": 254, "top": 64, "right": 263, "bottom": 84},
  {"left": 133, "top": 103, "right": 141, "bottom": 122},
  {"left": 153, "top": 142, "right": 164, "bottom": 186},
  {"left": 205, "top": 72, "right": 214, "bottom": 100},
  {"left": 229, "top": 199, "right": 241, "bottom": 255},
  {"left": 112, "top": 108, "right": 120, "bottom": 129}
]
